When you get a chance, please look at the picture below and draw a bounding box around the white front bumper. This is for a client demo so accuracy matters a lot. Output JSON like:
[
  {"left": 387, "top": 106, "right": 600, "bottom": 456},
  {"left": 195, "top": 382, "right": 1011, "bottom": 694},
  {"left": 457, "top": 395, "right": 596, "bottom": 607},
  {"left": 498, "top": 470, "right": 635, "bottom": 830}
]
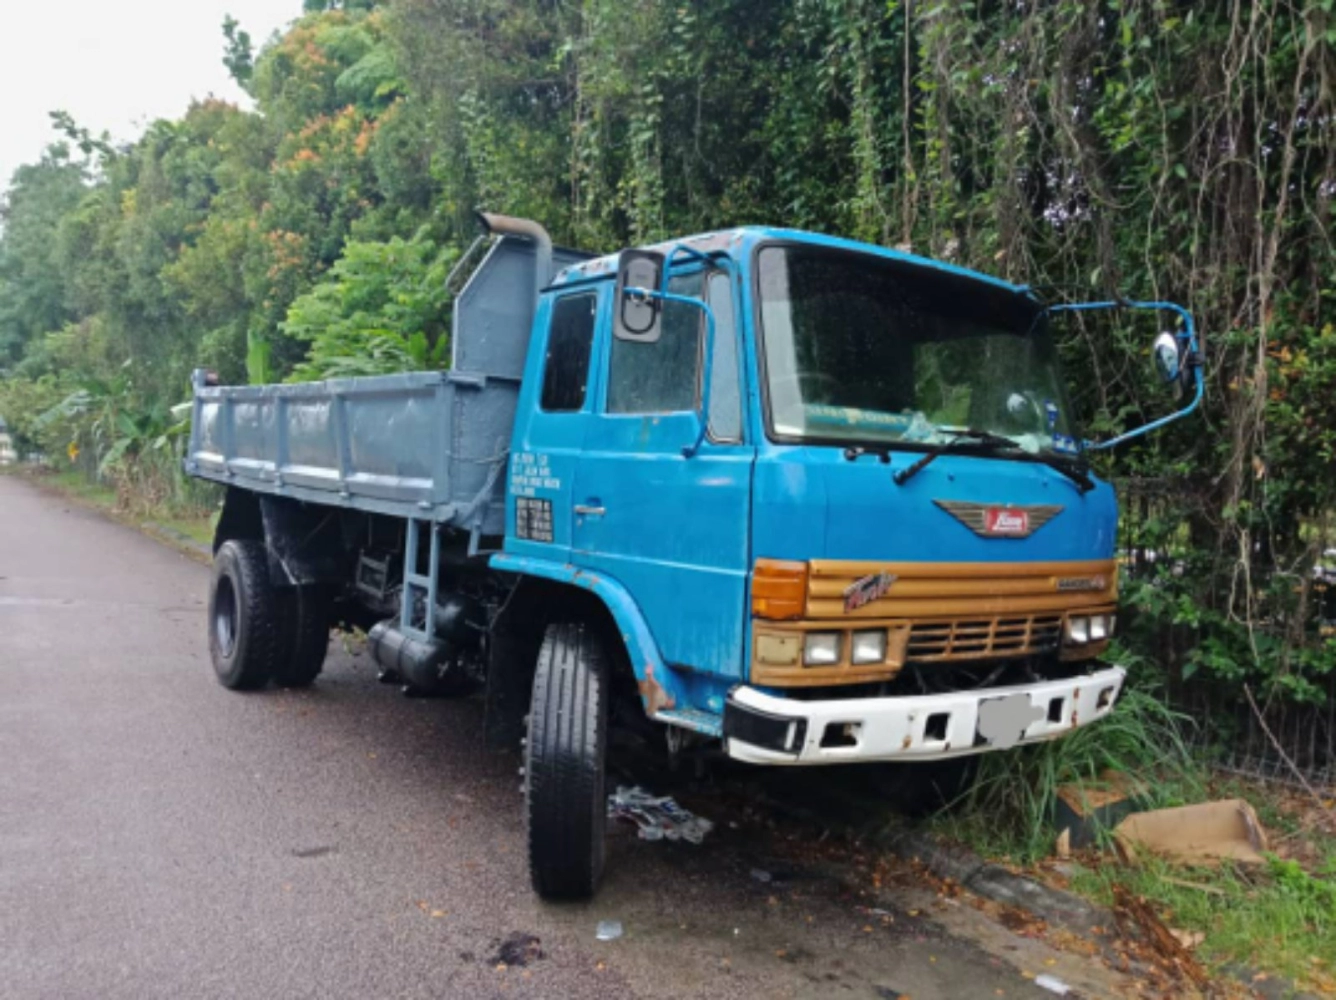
[{"left": 725, "top": 666, "right": 1126, "bottom": 765}]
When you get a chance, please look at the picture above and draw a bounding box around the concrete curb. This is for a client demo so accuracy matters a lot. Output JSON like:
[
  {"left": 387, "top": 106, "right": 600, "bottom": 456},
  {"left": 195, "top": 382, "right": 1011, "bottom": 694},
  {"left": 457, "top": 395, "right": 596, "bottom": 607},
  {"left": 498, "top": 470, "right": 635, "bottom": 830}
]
[
  {"left": 884, "top": 830, "right": 1104, "bottom": 934},
  {"left": 882, "top": 829, "right": 1321, "bottom": 1000}
]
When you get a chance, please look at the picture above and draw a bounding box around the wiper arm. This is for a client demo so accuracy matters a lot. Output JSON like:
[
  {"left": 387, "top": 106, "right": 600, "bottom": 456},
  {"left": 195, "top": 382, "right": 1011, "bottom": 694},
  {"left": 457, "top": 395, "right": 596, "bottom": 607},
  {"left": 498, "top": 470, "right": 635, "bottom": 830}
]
[
  {"left": 1033, "top": 452, "right": 1096, "bottom": 494},
  {"left": 892, "top": 429, "right": 1019, "bottom": 486}
]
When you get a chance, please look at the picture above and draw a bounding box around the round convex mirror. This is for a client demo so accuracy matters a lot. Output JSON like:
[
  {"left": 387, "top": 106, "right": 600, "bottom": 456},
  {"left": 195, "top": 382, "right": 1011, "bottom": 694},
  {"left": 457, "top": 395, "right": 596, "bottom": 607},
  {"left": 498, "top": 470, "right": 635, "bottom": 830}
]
[{"left": 1152, "top": 331, "right": 1181, "bottom": 384}]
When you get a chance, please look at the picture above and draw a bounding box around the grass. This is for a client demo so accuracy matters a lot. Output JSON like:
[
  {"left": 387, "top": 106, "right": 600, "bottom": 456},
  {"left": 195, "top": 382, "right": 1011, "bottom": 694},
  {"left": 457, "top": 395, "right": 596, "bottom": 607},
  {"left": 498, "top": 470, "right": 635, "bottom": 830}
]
[
  {"left": 1067, "top": 851, "right": 1336, "bottom": 990},
  {"left": 155, "top": 515, "right": 216, "bottom": 547},
  {"left": 938, "top": 680, "right": 1205, "bottom": 860},
  {"left": 46, "top": 467, "right": 121, "bottom": 509},
  {"left": 926, "top": 666, "right": 1336, "bottom": 991}
]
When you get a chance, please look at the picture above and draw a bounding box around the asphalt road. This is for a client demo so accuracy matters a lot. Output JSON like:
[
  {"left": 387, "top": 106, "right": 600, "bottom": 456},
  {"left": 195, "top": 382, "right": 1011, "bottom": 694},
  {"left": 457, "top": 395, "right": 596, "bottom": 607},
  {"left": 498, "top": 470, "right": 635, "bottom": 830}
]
[{"left": 0, "top": 475, "right": 1061, "bottom": 1000}]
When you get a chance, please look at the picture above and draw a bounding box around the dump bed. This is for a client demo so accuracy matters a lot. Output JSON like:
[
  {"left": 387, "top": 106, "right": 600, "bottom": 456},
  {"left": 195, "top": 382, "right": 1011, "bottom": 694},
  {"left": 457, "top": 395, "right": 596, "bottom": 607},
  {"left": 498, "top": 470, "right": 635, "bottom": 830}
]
[{"left": 185, "top": 237, "right": 589, "bottom": 536}]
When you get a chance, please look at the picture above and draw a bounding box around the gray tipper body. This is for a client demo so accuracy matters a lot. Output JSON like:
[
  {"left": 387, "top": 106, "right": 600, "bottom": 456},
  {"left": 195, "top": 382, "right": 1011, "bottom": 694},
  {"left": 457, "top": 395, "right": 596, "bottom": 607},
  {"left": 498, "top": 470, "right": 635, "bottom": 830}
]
[{"left": 185, "top": 238, "right": 590, "bottom": 538}]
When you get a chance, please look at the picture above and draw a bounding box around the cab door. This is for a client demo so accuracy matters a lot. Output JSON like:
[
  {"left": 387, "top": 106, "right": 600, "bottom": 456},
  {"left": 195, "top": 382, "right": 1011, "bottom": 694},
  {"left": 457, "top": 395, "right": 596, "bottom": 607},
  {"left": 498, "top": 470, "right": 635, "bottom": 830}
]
[
  {"left": 571, "top": 268, "right": 754, "bottom": 681},
  {"left": 505, "top": 289, "right": 602, "bottom": 563}
]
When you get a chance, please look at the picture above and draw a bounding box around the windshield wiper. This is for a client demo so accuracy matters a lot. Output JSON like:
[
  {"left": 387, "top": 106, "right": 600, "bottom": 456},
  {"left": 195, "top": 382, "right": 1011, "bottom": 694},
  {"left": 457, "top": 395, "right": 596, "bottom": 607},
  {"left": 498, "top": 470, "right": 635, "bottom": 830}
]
[
  {"left": 892, "top": 429, "right": 1019, "bottom": 486},
  {"left": 1032, "top": 451, "right": 1096, "bottom": 494},
  {"left": 891, "top": 428, "right": 1096, "bottom": 493}
]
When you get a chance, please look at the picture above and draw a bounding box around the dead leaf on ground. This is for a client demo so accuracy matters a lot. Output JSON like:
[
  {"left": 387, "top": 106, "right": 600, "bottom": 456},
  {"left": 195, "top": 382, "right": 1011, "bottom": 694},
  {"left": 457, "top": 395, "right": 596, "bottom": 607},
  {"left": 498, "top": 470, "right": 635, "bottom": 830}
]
[{"left": 1169, "top": 929, "right": 1205, "bottom": 950}]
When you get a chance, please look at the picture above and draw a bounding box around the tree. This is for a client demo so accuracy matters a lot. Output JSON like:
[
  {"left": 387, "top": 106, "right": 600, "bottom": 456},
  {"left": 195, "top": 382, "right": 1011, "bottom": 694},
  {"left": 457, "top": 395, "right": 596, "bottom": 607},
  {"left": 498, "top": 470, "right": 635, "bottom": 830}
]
[
  {"left": 0, "top": 145, "right": 88, "bottom": 366},
  {"left": 222, "top": 16, "right": 255, "bottom": 91}
]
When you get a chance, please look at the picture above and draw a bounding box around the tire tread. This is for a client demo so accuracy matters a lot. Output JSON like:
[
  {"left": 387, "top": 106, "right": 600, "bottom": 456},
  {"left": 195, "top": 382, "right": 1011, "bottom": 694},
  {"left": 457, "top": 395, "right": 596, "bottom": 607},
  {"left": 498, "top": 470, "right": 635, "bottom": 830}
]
[
  {"left": 209, "top": 539, "right": 287, "bottom": 690},
  {"left": 526, "top": 622, "right": 607, "bottom": 899}
]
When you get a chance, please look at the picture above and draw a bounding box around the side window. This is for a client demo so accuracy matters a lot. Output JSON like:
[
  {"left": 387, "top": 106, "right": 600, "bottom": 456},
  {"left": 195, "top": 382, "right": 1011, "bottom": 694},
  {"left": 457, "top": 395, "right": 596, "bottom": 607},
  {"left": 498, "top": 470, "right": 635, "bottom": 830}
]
[
  {"left": 540, "top": 293, "right": 597, "bottom": 412},
  {"left": 706, "top": 271, "right": 743, "bottom": 442},
  {"left": 606, "top": 270, "right": 742, "bottom": 435},
  {"left": 607, "top": 273, "right": 703, "bottom": 414}
]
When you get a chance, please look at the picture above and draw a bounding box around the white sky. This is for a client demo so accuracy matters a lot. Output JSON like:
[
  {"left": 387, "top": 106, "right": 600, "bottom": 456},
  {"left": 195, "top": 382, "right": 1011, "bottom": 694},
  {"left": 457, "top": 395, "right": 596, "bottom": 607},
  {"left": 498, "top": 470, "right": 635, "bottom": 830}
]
[{"left": 0, "top": 1, "right": 300, "bottom": 191}]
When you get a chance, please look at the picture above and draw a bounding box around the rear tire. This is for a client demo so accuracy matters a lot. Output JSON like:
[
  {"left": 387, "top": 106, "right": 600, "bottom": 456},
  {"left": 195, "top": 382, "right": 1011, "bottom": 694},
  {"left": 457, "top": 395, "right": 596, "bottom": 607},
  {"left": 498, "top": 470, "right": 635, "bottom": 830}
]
[
  {"left": 209, "top": 539, "right": 286, "bottom": 691},
  {"left": 525, "top": 622, "right": 609, "bottom": 900},
  {"left": 272, "top": 584, "right": 332, "bottom": 688}
]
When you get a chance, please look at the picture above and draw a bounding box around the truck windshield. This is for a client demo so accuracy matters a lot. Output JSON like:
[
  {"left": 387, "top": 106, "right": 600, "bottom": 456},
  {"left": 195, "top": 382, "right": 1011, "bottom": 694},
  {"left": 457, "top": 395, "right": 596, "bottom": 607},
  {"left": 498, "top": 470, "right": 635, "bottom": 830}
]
[{"left": 757, "top": 245, "right": 1081, "bottom": 457}]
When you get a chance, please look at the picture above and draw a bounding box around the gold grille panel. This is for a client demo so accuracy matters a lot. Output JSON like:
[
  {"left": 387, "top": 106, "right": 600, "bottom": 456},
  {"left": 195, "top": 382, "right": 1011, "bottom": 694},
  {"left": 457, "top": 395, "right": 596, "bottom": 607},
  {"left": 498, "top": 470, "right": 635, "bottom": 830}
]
[
  {"left": 748, "top": 559, "right": 1119, "bottom": 687},
  {"left": 906, "top": 614, "right": 1063, "bottom": 662},
  {"left": 806, "top": 558, "right": 1118, "bottom": 619}
]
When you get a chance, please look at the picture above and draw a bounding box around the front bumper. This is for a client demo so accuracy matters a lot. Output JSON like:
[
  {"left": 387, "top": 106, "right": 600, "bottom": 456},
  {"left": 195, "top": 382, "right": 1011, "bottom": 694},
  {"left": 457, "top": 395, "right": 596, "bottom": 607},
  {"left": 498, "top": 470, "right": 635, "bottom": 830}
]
[{"left": 723, "top": 665, "right": 1126, "bottom": 765}]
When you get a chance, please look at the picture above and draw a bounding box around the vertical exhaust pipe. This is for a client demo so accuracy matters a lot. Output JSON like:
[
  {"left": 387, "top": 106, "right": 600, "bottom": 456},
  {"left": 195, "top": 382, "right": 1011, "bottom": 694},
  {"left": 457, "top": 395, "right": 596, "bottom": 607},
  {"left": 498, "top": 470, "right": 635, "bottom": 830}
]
[{"left": 474, "top": 210, "right": 554, "bottom": 301}]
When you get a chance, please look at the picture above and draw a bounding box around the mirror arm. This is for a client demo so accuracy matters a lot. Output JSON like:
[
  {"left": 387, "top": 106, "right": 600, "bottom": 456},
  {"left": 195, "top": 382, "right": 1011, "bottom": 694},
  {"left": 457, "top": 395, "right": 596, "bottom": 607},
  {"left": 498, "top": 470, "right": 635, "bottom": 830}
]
[
  {"left": 625, "top": 287, "right": 718, "bottom": 458},
  {"left": 1047, "top": 299, "right": 1205, "bottom": 451},
  {"left": 663, "top": 244, "right": 712, "bottom": 276}
]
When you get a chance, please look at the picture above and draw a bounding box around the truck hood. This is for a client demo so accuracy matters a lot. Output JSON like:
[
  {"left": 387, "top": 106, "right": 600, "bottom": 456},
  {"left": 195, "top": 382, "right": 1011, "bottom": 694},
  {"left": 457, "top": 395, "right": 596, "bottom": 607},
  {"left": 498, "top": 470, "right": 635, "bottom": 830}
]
[{"left": 752, "top": 446, "right": 1117, "bottom": 564}]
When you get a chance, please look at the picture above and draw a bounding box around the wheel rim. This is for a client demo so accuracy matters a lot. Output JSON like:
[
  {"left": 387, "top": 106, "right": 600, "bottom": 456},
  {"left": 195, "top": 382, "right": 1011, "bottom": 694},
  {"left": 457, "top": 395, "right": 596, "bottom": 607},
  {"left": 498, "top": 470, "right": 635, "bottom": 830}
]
[{"left": 214, "top": 576, "right": 238, "bottom": 657}]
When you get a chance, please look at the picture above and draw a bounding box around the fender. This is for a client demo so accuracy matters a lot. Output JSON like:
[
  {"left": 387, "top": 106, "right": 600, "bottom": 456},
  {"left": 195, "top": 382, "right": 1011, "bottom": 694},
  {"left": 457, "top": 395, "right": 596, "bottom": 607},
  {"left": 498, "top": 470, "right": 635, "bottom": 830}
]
[{"left": 490, "top": 552, "right": 689, "bottom": 719}]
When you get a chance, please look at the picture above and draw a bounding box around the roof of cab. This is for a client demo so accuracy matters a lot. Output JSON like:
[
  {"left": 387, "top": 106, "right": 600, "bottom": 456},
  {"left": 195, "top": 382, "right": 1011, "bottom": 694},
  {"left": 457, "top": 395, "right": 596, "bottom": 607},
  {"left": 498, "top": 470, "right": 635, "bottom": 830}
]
[{"left": 549, "top": 225, "right": 1028, "bottom": 296}]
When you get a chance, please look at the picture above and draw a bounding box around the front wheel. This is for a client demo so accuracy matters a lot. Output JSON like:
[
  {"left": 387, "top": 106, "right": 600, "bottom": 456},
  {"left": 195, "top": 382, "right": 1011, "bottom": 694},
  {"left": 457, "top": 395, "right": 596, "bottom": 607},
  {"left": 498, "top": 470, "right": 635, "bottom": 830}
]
[
  {"left": 525, "top": 622, "right": 609, "bottom": 900},
  {"left": 209, "top": 539, "right": 287, "bottom": 690}
]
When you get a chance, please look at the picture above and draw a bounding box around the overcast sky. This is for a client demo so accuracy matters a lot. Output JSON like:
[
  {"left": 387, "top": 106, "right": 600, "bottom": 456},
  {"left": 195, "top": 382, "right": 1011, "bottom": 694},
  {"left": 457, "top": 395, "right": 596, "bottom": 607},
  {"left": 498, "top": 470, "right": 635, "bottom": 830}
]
[{"left": 1, "top": 1, "right": 301, "bottom": 191}]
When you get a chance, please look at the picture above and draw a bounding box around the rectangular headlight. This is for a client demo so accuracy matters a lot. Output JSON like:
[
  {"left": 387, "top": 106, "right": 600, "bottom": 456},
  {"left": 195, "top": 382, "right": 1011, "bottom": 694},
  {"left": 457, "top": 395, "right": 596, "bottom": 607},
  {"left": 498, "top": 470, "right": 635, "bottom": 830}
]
[
  {"left": 804, "top": 632, "right": 842, "bottom": 666},
  {"left": 850, "top": 630, "right": 887, "bottom": 664},
  {"left": 1065, "top": 616, "right": 1090, "bottom": 644},
  {"left": 1089, "top": 614, "right": 1109, "bottom": 641}
]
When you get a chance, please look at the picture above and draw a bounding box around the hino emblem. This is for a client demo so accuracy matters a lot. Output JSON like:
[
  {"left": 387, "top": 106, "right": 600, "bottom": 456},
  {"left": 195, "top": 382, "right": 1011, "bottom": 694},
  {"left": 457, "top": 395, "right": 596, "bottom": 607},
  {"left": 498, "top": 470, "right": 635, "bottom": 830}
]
[{"left": 933, "top": 500, "right": 1064, "bottom": 539}]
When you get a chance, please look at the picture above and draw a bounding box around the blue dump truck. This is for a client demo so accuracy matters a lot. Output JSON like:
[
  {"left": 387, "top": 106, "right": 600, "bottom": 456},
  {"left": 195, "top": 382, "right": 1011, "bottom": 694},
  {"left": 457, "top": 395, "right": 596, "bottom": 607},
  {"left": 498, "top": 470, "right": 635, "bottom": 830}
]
[{"left": 186, "top": 212, "right": 1203, "bottom": 899}]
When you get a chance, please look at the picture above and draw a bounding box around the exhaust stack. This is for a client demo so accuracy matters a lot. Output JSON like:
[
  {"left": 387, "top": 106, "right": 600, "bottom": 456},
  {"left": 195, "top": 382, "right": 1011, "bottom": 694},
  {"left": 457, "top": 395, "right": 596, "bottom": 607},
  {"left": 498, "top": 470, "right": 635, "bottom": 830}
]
[{"left": 474, "top": 210, "right": 554, "bottom": 300}]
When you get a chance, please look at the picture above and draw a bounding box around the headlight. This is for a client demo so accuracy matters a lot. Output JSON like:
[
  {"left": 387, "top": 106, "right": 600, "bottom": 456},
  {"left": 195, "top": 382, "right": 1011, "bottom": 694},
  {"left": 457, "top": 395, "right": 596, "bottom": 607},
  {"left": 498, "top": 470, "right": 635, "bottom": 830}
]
[
  {"left": 850, "top": 630, "right": 887, "bottom": 665},
  {"left": 1065, "top": 616, "right": 1090, "bottom": 644},
  {"left": 804, "top": 632, "right": 842, "bottom": 666},
  {"left": 1065, "top": 614, "right": 1114, "bottom": 645},
  {"left": 1090, "top": 614, "right": 1110, "bottom": 641}
]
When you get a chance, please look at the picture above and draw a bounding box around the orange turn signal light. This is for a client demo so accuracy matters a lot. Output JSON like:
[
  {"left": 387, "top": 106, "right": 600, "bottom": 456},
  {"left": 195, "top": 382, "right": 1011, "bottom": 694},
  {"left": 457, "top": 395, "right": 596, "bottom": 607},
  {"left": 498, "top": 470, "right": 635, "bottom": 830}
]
[{"left": 752, "top": 558, "right": 809, "bottom": 620}]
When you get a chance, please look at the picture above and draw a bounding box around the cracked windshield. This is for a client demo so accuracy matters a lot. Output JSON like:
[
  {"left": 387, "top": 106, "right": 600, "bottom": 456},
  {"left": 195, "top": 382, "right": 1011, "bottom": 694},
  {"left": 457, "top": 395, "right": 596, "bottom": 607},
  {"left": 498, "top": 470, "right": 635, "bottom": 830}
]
[{"left": 758, "top": 245, "right": 1080, "bottom": 456}]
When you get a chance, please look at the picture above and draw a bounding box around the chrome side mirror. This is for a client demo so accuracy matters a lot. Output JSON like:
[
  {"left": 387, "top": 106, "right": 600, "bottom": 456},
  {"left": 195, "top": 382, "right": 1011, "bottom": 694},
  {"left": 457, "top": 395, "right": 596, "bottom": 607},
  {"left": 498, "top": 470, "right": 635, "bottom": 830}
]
[{"left": 1152, "top": 331, "right": 1181, "bottom": 384}]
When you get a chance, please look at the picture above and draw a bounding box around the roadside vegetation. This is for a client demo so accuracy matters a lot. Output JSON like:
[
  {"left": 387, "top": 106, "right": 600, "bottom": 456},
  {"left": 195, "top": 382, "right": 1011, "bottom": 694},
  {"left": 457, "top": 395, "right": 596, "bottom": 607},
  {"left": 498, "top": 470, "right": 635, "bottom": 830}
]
[
  {"left": 1, "top": 0, "right": 1333, "bottom": 989},
  {"left": 936, "top": 649, "right": 1336, "bottom": 990}
]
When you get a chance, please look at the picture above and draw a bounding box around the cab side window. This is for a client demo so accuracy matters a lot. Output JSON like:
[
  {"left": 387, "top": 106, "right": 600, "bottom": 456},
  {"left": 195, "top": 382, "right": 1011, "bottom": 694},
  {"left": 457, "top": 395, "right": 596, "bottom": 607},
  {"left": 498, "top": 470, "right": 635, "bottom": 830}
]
[
  {"left": 607, "top": 274, "right": 702, "bottom": 415},
  {"left": 606, "top": 270, "right": 743, "bottom": 440},
  {"left": 540, "top": 293, "right": 597, "bottom": 412}
]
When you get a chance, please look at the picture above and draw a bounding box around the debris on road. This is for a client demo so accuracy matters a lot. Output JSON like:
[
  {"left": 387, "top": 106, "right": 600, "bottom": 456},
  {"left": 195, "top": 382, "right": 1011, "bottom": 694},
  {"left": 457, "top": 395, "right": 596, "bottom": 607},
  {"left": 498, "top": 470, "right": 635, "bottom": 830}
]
[
  {"left": 1053, "top": 771, "right": 1144, "bottom": 849},
  {"left": 489, "top": 933, "right": 544, "bottom": 968},
  {"left": 1033, "top": 972, "right": 1071, "bottom": 994},
  {"left": 595, "top": 920, "right": 623, "bottom": 942},
  {"left": 1113, "top": 799, "right": 1269, "bottom": 865},
  {"left": 607, "top": 786, "right": 714, "bottom": 844}
]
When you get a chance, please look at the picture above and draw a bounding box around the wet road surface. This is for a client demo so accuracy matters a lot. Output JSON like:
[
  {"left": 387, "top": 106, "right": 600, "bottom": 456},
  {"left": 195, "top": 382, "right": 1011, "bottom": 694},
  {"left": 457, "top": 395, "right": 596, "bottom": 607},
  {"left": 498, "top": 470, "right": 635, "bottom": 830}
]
[{"left": 0, "top": 475, "right": 1064, "bottom": 999}]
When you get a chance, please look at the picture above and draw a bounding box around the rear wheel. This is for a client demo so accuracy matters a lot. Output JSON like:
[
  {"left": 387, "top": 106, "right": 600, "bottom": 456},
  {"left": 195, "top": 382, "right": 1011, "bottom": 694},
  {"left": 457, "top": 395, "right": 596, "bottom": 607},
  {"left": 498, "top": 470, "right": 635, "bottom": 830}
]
[
  {"left": 272, "top": 584, "right": 332, "bottom": 688},
  {"left": 209, "top": 539, "right": 286, "bottom": 691},
  {"left": 525, "top": 622, "right": 609, "bottom": 900}
]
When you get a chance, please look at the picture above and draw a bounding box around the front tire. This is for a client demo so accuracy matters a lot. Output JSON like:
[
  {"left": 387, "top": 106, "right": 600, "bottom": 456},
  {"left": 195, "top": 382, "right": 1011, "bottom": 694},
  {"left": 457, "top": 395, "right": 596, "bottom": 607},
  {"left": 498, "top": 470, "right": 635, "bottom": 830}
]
[
  {"left": 525, "top": 622, "right": 609, "bottom": 900},
  {"left": 209, "top": 539, "right": 287, "bottom": 691}
]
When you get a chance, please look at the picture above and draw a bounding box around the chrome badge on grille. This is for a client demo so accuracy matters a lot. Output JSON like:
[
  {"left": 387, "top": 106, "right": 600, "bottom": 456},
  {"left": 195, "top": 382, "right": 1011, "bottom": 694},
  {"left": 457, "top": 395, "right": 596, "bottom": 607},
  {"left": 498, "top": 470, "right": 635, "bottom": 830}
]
[
  {"left": 934, "top": 500, "right": 1064, "bottom": 538},
  {"left": 843, "top": 571, "right": 896, "bottom": 612}
]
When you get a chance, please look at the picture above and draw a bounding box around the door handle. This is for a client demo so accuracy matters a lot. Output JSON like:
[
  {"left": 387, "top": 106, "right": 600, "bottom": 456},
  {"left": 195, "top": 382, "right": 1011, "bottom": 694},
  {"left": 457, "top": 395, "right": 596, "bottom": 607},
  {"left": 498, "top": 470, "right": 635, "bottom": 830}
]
[{"left": 574, "top": 503, "right": 606, "bottom": 517}]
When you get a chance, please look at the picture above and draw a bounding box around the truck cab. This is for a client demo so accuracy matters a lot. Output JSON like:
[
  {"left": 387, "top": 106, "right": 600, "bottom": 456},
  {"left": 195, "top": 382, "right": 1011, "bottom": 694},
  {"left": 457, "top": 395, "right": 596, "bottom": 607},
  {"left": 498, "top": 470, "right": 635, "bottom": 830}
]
[{"left": 497, "top": 227, "right": 1127, "bottom": 765}]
